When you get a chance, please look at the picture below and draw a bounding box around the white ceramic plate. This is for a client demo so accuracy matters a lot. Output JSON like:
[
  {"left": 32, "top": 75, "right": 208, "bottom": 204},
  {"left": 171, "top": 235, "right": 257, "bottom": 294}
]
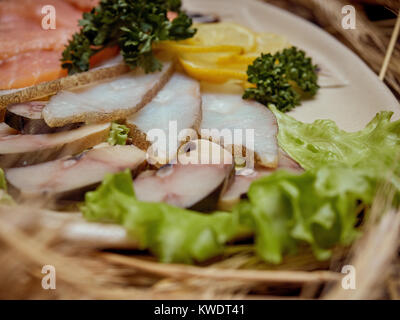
[{"left": 184, "top": 0, "right": 399, "bottom": 131}]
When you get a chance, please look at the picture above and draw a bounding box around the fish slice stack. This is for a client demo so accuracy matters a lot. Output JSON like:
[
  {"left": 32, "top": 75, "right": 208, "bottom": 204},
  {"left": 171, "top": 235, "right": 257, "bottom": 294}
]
[
  {"left": 0, "top": 50, "right": 301, "bottom": 211},
  {"left": 0, "top": 0, "right": 300, "bottom": 213}
]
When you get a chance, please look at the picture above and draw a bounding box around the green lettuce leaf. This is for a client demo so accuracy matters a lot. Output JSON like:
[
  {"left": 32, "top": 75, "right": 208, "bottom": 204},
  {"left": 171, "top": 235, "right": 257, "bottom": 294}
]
[
  {"left": 82, "top": 170, "right": 240, "bottom": 263},
  {"left": 270, "top": 105, "right": 400, "bottom": 173},
  {"left": 107, "top": 122, "right": 129, "bottom": 146},
  {"left": 236, "top": 106, "right": 400, "bottom": 263},
  {"left": 237, "top": 166, "right": 378, "bottom": 263}
]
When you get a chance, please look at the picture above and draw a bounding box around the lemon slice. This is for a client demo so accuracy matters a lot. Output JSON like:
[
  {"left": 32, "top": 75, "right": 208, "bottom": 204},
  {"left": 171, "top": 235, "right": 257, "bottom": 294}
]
[
  {"left": 255, "top": 33, "right": 290, "bottom": 54},
  {"left": 154, "top": 22, "right": 291, "bottom": 85},
  {"left": 189, "top": 22, "right": 256, "bottom": 52},
  {"left": 241, "top": 81, "right": 257, "bottom": 89},
  {"left": 217, "top": 53, "right": 258, "bottom": 66},
  {"left": 179, "top": 57, "right": 247, "bottom": 83},
  {"left": 217, "top": 33, "right": 290, "bottom": 66}
]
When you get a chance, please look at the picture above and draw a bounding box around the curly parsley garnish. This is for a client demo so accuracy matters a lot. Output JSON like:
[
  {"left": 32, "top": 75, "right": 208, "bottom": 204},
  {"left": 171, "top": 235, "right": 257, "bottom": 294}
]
[
  {"left": 243, "top": 47, "right": 319, "bottom": 112},
  {"left": 62, "top": 0, "right": 196, "bottom": 75}
]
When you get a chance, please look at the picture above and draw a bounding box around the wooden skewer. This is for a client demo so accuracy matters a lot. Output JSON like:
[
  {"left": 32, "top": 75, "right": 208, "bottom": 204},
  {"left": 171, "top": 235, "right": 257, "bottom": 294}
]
[{"left": 379, "top": 9, "right": 400, "bottom": 80}]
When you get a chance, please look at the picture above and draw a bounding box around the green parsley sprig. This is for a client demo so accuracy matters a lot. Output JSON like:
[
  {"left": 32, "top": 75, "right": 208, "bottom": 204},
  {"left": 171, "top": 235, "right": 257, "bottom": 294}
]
[
  {"left": 243, "top": 47, "right": 319, "bottom": 112},
  {"left": 62, "top": 0, "right": 196, "bottom": 75}
]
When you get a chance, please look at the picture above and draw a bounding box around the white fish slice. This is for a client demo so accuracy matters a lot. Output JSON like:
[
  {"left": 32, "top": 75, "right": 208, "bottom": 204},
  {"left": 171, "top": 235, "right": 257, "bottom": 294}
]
[
  {"left": 43, "top": 61, "right": 174, "bottom": 127},
  {"left": 218, "top": 150, "right": 302, "bottom": 210},
  {"left": 6, "top": 145, "right": 146, "bottom": 198},
  {"left": 0, "top": 123, "right": 110, "bottom": 168},
  {"left": 218, "top": 168, "right": 272, "bottom": 211},
  {"left": 133, "top": 139, "right": 234, "bottom": 210},
  {"left": 0, "top": 122, "right": 18, "bottom": 137},
  {"left": 134, "top": 163, "right": 233, "bottom": 210},
  {"left": 201, "top": 92, "right": 278, "bottom": 168},
  {"left": 126, "top": 73, "right": 202, "bottom": 165}
]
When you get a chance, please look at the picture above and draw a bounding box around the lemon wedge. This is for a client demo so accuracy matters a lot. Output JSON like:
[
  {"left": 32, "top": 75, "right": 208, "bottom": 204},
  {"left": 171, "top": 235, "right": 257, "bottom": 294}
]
[
  {"left": 180, "top": 51, "right": 241, "bottom": 65},
  {"left": 179, "top": 57, "right": 247, "bottom": 83},
  {"left": 217, "top": 53, "right": 258, "bottom": 66},
  {"left": 155, "top": 41, "right": 243, "bottom": 54},
  {"left": 188, "top": 22, "right": 256, "bottom": 52}
]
